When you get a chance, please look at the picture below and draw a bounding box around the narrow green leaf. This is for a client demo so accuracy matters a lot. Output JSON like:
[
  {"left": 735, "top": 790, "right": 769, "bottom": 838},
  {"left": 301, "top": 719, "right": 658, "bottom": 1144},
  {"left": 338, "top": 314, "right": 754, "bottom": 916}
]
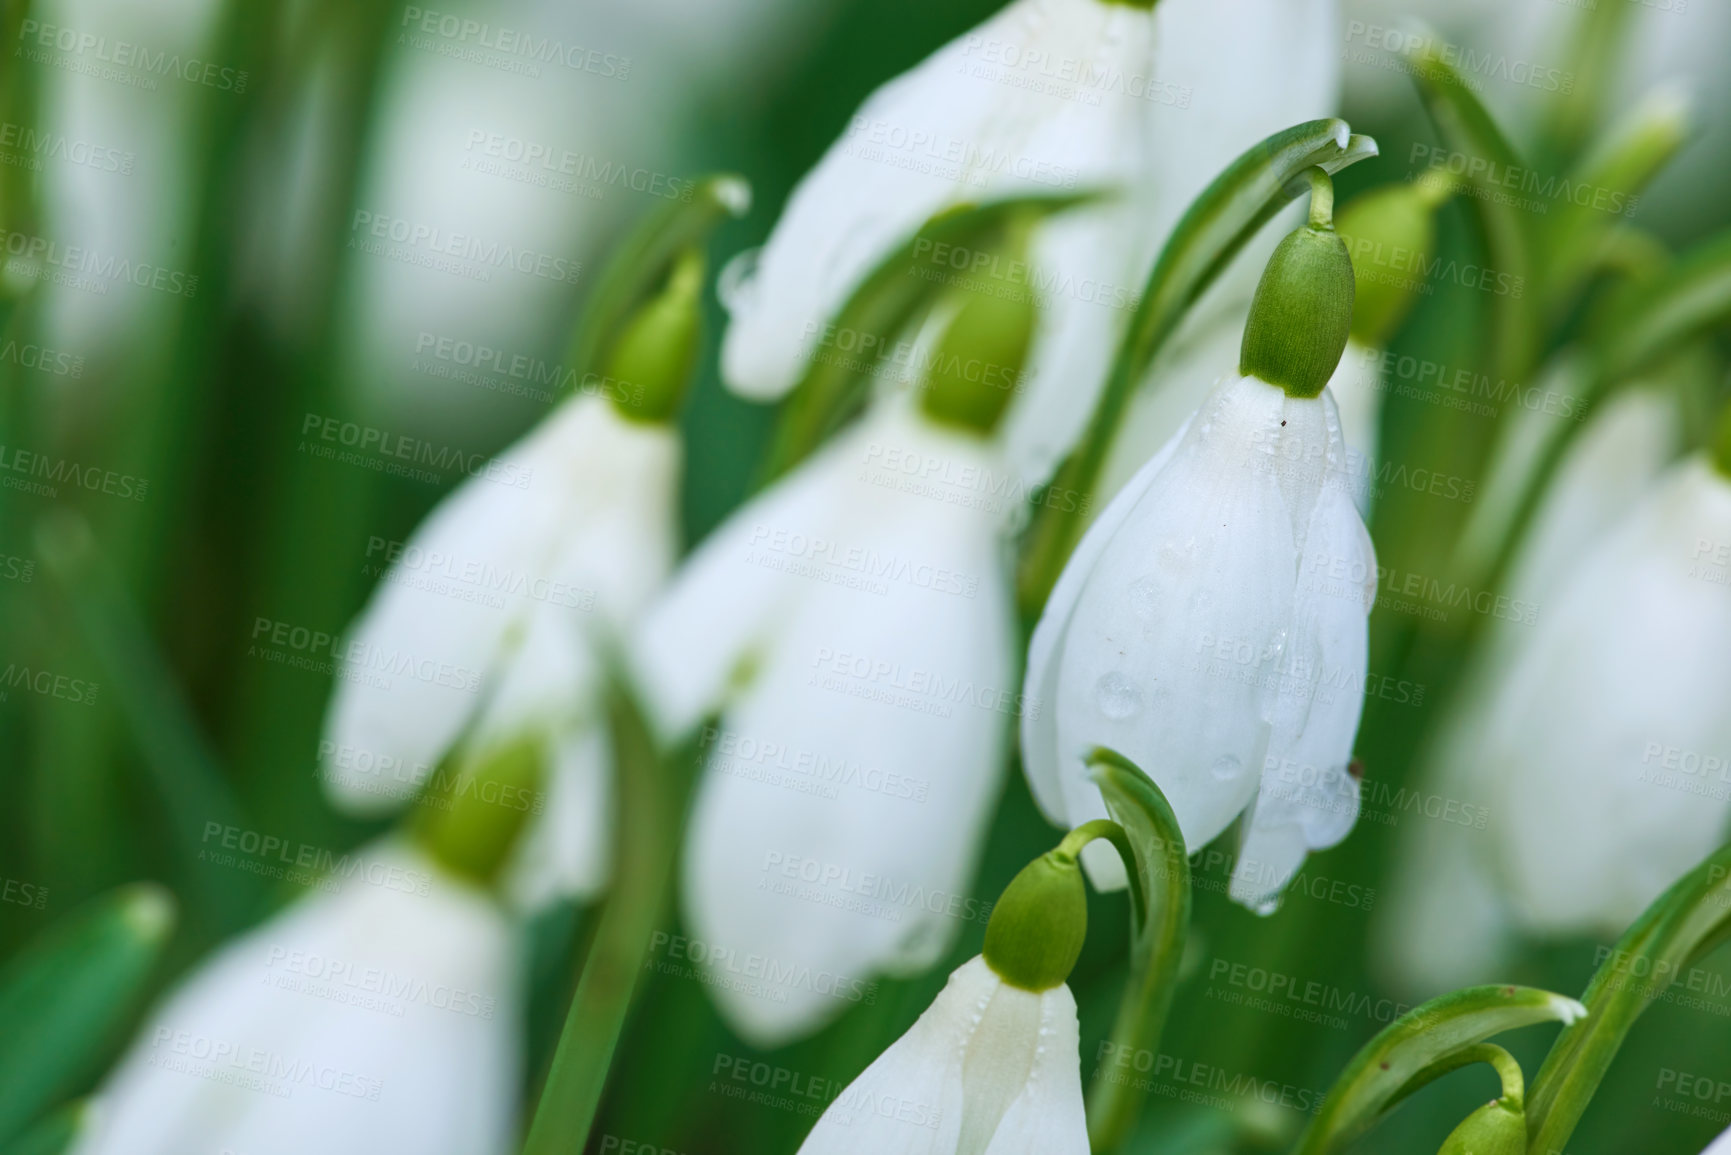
[
  {"left": 1527, "top": 843, "right": 1731, "bottom": 1153},
  {"left": 33, "top": 512, "right": 259, "bottom": 933},
  {"left": 519, "top": 673, "right": 699, "bottom": 1155},
  {"left": 1084, "top": 747, "right": 1191, "bottom": 1153},
  {"left": 1292, "top": 985, "right": 1585, "bottom": 1155},
  {"left": 761, "top": 191, "right": 1094, "bottom": 480},
  {"left": 0, "top": 886, "right": 176, "bottom": 1145},
  {"left": 1593, "top": 230, "right": 1731, "bottom": 387},
  {"left": 1407, "top": 39, "right": 1541, "bottom": 387},
  {"left": 1017, "top": 118, "right": 1377, "bottom": 619},
  {"left": 564, "top": 173, "right": 751, "bottom": 387}
]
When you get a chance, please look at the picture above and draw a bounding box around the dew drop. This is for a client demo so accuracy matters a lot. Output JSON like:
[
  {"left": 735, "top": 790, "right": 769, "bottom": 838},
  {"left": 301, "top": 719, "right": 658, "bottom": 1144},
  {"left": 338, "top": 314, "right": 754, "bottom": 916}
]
[
  {"left": 1094, "top": 672, "right": 1143, "bottom": 721},
  {"left": 1210, "top": 754, "right": 1243, "bottom": 782}
]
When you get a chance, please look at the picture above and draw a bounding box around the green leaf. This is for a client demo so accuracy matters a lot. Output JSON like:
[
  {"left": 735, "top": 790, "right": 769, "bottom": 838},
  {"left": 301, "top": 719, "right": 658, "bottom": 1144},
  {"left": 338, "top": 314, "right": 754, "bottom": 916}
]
[
  {"left": 1527, "top": 842, "right": 1731, "bottom": 1154},
  {"left": 1292, "top": 985, "right": 1585, "bottom": 1155},
  {"left": 0, "top": 886, "right": 176, "bottom": 1145},
  {"left": 1084, "top": 748, "right": 1192, "bottom": 1153},
  {"left": 1016, "top": 118, "right": 1377, "bottom": 620},
  {"left": 563, "top": 173, "right": 751, "bottom": 387},
  {"left": 33, "top": 512, "right": 259, "bottom": 934},
  {"left": 1592, "top": 230, "right": 1731, "bottom": 387},
  {"left": 519, "top": 673, "right": 700, "bottom": 1155},
  {"left": 1407, "top": 39, "right": 1541, "bottom": 388},
  {"left": 761, "top": 191, "right": 1094, "bottom": 481}
]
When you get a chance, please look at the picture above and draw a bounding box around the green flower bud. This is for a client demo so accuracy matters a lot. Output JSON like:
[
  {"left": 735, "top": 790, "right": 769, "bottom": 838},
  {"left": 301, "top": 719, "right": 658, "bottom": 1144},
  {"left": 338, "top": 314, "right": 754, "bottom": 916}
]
[
  {"left": 412, "top": 735, "right": 542, "bottom": 887},
  {"left": 920, "top": 281, "right": 1037, "bottom": 436},
  {"left": 983, "top": 846, "right": 1088, "bottom": 992},
  {"left": 1336, "top": 174, "right": 1452, "bottom": 348},
  {"left": 603, "top": 249, "right": 705, "bottom": 425},
  {"left": 1239, "top": 170, "right": 1355, "bottom": 400},
  {"left": 1437, "top": 1099, "right": 1526, "bottom": 1155}
]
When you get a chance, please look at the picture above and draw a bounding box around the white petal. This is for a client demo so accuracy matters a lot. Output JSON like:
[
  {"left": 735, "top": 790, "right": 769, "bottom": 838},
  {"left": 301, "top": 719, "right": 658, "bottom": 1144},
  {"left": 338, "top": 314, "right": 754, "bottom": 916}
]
[
  {"left": 720, "top": 0, "right": 1158, "bottom": 400},
  {"left": 1021, "top": 423, "right": 1184, "bottom": 832},
  {"left": 1486, "top": 459, "right": 1731, "bottom": 932},
  {"left": 680, "top": 408, "right": 1016, "bottom": 1044},
  {"left": 72, "top": 842, "right": 520, "bottom": 1155},
  {"left": 320, "top": 396, "right": 678, "bottom": 815},
  {"left": 1324, "top": 340, "right": 1384, "bottom": 516},
  {"left": 979, "top": 984, "right": 1089, "bottom": 1155},
  {"left": 795, "top": 959, "right": 1001, "bottom": 1155},
  {"left": 500, "top": 725, "right": 613, "bottom": 910},
  {"left": 1044, "top": 376, "right": 1323, "bottom": 868}
]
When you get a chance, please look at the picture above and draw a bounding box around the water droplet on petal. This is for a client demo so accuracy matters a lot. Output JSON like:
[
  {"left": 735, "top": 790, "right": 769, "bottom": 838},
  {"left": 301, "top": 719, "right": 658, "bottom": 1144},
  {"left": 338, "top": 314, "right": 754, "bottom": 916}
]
[
  {"left": 1094, "top": 673, "right": 1143, "bottom": 721},
  {"left": 1210, "top": 754, "right": 1243, "bottom": 782}
]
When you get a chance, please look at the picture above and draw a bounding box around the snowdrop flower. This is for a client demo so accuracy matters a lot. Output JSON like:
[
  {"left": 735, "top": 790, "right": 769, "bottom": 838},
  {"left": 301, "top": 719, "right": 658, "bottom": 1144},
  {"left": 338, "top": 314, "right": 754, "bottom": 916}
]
[
  {"left": 633, "top": 288, "right": 1027, "bottom": 1041},
  {"left": 70, "top": 841, "right": 520, "bottom": 1155},
  {"left": 796, "top": 835, "right": 1094, "bottom": 1155},
  {"left": 1023, "top": 191, "right": 1374, "bottom": 911},
  {"left": 319, "top": 261, "right": 700, "bottom": 907},
  {"left": 721, "top": 0, "right": 1339, "bottom": 488},
  {"left": 1704, "top": 1122, "right": 1731, "bottom": 1155},
  {"left": 1379, "top": 395, "right": 1731, "bottom": 991}
]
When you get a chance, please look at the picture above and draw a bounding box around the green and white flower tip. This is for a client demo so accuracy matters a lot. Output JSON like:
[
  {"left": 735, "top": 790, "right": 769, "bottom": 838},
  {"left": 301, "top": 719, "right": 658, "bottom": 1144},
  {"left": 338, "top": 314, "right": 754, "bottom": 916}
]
[
  {"left": 720, "top": 0, "right": 1342, "bottom": 490},
  {"left": 603, "top": 248, "right": 707, "bottom": 425},
  {"left": 1238, "top": 169, "right": 1357, "bottom": 402},
  {"left": 70, "top": 841, "right": 520, "bottom": 1155},
  {"left": 1023, "top": 167, "right": 1376, "bottom": 914},
  {"left": 795, "top": 837, "right": 1097, "bottom": 1155}
]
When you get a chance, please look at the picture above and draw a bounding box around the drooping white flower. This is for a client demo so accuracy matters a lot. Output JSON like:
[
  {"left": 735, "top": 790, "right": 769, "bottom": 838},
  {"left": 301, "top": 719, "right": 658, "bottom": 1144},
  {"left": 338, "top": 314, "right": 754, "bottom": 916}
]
[
  {"left": 631, "top": 399, "right": 1017, "bottom": 1044},
  {"left": 1378, "top": 387, "right": 1685, "bottom": 992},
  {"left": 70, "top": 842, "right": 520, "bottom": 1155},
  {"left": 1022, "top": 370, "right": 1374, "bottom": 911},
  {"left": 795, "top": 956, "right": 1085, "bottom": 1155},
  {"left": 319, "top": 393, "right": 680, "bottom": 905},
  {"left": 721, "top": 0, "right": 1340, "bottom": 488}
]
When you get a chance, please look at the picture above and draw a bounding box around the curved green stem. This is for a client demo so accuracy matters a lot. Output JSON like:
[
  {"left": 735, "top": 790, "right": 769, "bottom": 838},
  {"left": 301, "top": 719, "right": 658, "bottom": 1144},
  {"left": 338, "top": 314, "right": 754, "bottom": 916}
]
[
  {"left": 520, "top": 679, "right": 686, "bottom": 1155},
  {"left": 1305, "top": 168, "right": 1335, "bottom": 232}
]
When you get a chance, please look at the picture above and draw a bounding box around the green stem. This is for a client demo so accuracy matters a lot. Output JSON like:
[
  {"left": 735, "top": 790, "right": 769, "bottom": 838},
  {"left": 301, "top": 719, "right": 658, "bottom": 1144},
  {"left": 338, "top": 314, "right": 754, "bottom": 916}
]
[
  {"left": 1305, "top": 168, "right": 1334, "bottom": 231},
  {"left": 520, "top": 681, "right": 685, "bottom": 1155},
  {"left": 1085, "top": 749, "right": 1192, "bottom": 1152}
]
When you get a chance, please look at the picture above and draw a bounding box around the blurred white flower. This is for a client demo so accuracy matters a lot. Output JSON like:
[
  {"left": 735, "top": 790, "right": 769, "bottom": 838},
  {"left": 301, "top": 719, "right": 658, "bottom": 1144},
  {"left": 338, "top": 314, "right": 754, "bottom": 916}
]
[
  {"left": 71, "top": 842, "right": 520, "bottom": 1155},
  {"left": 1383, "top": 421, "right": 1731, "bottom": 991},
  {"left": 721, "top": 0, "right": 1340, "bottom": 487},
  {"left": 631, "top": 399, "right": 1016, "bottom": 1044},
  {"left": 1023, "top": 371, "right": 1373, "bottom": 911},
  {"left": 320, "top": 393, "right": 680, "bottom": 905},
  {"left": 795, "top": 955, "right": 1085, "bottom": 1155},
  {"left": 1704, "top": 1121, "right": 1731, "bottom": 1155}
]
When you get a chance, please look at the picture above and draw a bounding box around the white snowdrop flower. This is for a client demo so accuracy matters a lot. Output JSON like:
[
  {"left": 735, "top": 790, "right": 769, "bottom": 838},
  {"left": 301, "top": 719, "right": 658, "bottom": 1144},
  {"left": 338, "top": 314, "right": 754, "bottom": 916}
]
[
  {"left": 319, "top": 390, "right": 681, "bottom": 905},
  {"left": 1703, "top": 1121, "right": 1731, "bottom": 1155},
  {"left": 70, "top": 842, "right": 520, "bottom": 1155},
  {"left": 794, "top": 957, "right": 1085, "bottom": 1155},
  {"left": 1022, "top": 204, "right": 1374, "bottom": 911},
  {"left": 631, "top": 398, "right": 1017, "bottom": 1044},
  {"left": 721, "top": 0, "right": 1339, "bottom": 489},
  {"left": 1378, "top": 386, "right": 1684, "bottom": 993}
]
